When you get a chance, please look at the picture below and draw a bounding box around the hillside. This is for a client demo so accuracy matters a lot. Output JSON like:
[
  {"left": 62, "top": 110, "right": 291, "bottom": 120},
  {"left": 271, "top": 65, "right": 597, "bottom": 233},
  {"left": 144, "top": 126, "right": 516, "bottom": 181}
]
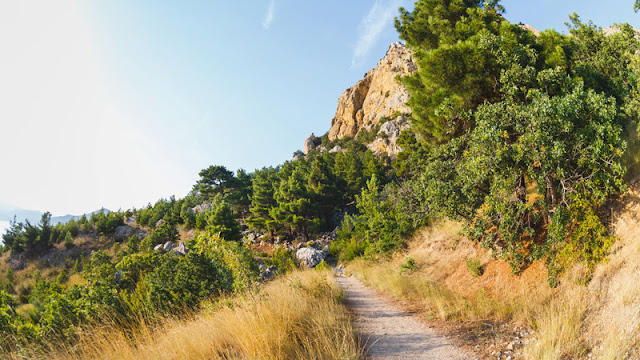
[{"left": 1, "top": 1, "right": 640, "bottom": 359}]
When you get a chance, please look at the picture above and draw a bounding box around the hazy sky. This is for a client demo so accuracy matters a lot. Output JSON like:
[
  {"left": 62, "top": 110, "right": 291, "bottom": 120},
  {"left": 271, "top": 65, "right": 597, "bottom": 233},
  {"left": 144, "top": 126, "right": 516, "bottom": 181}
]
[{"left": 0, "top": 0, "right": 638, "bottom": 216}]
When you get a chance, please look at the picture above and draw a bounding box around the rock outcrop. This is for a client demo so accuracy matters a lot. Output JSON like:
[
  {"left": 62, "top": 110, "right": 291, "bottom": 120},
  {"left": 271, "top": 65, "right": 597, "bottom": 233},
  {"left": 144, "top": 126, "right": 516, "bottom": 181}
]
[
  {"left": 367, "top": 116, "right": 411, "bottom": 159},
  {"left": 303, "top": 133, "right": 318, "bottom": 155},
  {"left": 328, "top": 42, "right": 416, "bottom": 142},
  {"left": 114, "top": 225, "right": 136, "bottom": 241}
]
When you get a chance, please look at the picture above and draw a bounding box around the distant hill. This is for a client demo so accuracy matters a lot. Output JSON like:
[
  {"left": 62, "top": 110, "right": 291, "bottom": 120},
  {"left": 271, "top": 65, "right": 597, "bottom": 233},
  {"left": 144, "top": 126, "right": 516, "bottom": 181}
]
[{"left": 0, "top": 202, "right": 110, "bottom": 225}]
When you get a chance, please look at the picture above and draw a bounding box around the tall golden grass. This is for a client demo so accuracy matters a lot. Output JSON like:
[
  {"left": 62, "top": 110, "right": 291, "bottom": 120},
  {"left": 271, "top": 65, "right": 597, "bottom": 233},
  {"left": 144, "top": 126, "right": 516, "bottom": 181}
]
[{"left": 18, "top": 270, "right": 361, "bottom": 360}]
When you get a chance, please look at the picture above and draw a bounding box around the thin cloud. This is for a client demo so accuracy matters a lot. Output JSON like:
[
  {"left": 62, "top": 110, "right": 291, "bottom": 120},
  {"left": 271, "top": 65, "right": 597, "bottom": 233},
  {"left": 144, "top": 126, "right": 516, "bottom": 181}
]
[
  {"left": 352, "top": 0, "right": 402, "bottom": 67},
  {"left": 262, "top": 0, "right": 275, "bottom": 30}
]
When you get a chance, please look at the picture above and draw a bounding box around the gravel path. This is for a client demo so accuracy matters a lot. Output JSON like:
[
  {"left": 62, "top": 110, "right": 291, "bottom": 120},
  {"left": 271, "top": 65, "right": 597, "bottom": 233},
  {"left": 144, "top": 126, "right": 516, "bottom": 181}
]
[{"left": 337, "top": 274, "right": 474, "bottom": 360}]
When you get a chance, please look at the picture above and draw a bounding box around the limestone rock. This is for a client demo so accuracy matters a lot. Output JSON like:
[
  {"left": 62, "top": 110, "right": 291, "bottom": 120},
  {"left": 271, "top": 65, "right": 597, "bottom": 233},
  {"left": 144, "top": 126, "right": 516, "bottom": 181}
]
[
  {"left": 329, "top": 42, "right": 416, "bottom": 141},
  {"left": 303, "top": 133, "right": 318, "bottom": 155},
  {"left": 366, "top": 116, "right": 411, "bottom": 159},
  {"left": 329, "top": 145, "right": 342, "bottom": 153},
  {"left": 173, "top": 241, "right": 187, "bottom": 256},
  {"left": 155, "top": 219, "right": 164, "bottom": 228},
  {"left": 114, "top": 225, "right": 136, "bottom": 241},
  {"left": 191, "top": 204, "right": 212, "bottom": 214},
  {"left": 296, "top": 247, "right": 327, "bottom": 268},
  {"left": 518, "top": 23, "right": 540, "bottom": 37},
  {"left": 153, "top": 244, "right": 163, "bottom": 251},
  {"left": 162, "top": 241, "right": 175, "bottom": 252}
]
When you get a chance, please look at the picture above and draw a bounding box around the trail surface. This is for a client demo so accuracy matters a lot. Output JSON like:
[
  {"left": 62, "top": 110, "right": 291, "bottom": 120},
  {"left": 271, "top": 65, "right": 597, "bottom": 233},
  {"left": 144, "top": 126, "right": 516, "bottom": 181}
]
[{"left": 337, "top": 274, "right": 473, "bottom": 360}]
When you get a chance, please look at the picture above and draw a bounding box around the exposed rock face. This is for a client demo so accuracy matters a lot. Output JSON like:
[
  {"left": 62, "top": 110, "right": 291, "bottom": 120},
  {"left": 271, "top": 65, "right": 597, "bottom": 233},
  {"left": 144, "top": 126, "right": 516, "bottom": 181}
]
[
  {"left": 296, "top": 247, "right": 327, "bottom": 268},
  {"left": 329, "top": 42, "right": 416, "bottom": 142},
  {"left": 366, "top": 116, "right": 412, "bottom": 159}
]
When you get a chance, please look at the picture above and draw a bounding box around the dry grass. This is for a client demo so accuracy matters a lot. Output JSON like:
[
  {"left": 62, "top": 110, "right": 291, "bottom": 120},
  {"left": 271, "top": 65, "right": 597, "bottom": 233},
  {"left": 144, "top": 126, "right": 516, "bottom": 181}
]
[
  {"left": 523, "top": 287, "right": 588, "bottom": 360},
  {"left": 26, "top": 269, "right": 361, "bottom": 360}
]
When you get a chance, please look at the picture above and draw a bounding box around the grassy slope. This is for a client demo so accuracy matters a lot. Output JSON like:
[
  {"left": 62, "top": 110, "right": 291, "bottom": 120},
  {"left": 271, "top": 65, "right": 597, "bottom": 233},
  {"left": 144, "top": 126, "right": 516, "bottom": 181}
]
[
  {"left": 24, "top": 269, "right": 361, "bottom": 360},
  {"left": 346, "top": 186, "right": 640, "bottom": 359}
]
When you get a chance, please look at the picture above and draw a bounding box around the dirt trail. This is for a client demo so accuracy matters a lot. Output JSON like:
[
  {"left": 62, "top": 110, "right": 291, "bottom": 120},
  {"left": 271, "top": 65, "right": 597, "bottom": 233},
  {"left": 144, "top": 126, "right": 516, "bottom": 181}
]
[{"left": 337, "top": 274, "right": 474, "bottom": 360}]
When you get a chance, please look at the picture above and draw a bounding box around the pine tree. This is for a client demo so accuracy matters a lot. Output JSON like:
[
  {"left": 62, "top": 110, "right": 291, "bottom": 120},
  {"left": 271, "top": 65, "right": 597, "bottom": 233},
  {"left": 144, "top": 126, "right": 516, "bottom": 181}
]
[{"left": 249, "top": 167, "right": 279, "bottom": 233}]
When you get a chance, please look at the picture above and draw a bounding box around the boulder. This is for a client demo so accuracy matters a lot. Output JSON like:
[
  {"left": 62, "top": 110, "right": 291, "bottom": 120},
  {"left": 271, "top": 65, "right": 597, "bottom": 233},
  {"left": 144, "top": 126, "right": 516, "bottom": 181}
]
[
  {"left": 296, "top": 247, "right": 327, "bottom": 268},
  {"left": 155, "top": 219, "right": 164, "bottom": 228},
  {"left": 192, "top": 204, "right": 212, "bottom": 214},
  {"left": 329, "top": 145, "right": 342, "bottom": 153},
  {"left": 260, "top": 265, "right": 278, "bottom": 280},
  {"left": 303, "top": 133, "right": 318, "bottom": 155},
  {"left": 153, "top": 244, "right": 163, "bottom": 251},
  {"left": 173, "top": 241, "right": 187, "bottom": 256},
  {"left": 114, "top": 225, "right": 136, "bottom": 241},
  {"left": 162, "top": 241, "right": 175, "bottom": 252}
]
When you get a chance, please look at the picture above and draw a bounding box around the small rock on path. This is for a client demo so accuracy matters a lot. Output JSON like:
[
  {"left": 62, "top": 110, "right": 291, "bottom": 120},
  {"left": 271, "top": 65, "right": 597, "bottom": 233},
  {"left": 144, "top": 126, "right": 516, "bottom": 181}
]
[{"left": 337, "top": 274, "right": 474, "bottom": 360}]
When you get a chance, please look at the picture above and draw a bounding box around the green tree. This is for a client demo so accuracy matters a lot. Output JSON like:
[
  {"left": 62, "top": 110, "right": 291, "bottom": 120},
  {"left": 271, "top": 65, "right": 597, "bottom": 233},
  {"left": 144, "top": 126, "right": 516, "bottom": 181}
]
[
  {"left": 271, "top": 164, "right": 315, "bottom": 239},
  {"left": 195, "top": 165, "right": 234, "bottom": 199},
  {"left": 2, "top": 217, "right": 24, "bottom": 253},
  {"left": 225, "top": 169, "right": 254, "bottom": 219},
  {"left": 249, "top": 167, "right": 279, "bottom": 233},
  {"left": 395, "top": 0, "right": 533, "bottom": 144},
  {"left": 205, "top": 196, "right": 241, "bottom": 241},
  {"left": 307, "top": 156, "right": 341, "bottom": 231},
  {"left": 63, "top": 232, "right": 74, "bottom": 249}
]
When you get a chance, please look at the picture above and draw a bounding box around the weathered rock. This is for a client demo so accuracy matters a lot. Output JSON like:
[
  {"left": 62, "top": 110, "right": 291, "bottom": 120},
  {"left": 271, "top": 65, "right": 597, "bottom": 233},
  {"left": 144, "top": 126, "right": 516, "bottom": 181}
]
[
  {"left": 329, "top": 42, "right": 416, "bottom": 141},
  {"left": 366, "top": 116, "right": 411, "bottom": 159},
  {"left": 162, "top": 241, "right": 175, "bottom": 252},
  {"left": 260, "top": 265, "right": 278, "bottom": 280},
  {"left": 292, "top": 153, "right": 304, "bottom": 161},
  {"left": 155, "top": 219, "right": 164, "bottom": 228},
  {"left": 192, "top": 204, "right": 212, "bottom": 214},
  {"left": 114, "top": 225, "right": 136, "bottom": 241},
  {"left": 153, "top": 244, "right": 163, "bottom": 251},
  {"left": 329, "top": 145, "right": 342, "bottom": 153},
  {"left": 518, "top": 23, "right": 540, "bottom": 37},
  {"left": 173, "top": 241, "right": 187, "bottom": 255},
  {"left": 303, "top": 133, "right": 318, "bottom": 155},
  {"left": 296, "top": 247, "right": 327, "bottom": 268}
]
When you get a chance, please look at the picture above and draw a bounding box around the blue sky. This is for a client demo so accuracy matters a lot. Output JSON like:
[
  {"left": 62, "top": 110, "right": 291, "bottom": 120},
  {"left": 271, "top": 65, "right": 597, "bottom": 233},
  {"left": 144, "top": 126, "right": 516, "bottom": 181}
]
[{"left": 0, "top": 0, "right": 638, "bottom": 217}]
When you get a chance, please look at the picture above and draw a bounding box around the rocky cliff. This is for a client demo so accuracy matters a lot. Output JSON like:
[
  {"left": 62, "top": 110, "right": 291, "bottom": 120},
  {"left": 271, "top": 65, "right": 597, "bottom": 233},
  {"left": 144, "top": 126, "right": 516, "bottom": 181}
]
[{"left": 328, "top": 42, "right": 416, "bottom": 143}]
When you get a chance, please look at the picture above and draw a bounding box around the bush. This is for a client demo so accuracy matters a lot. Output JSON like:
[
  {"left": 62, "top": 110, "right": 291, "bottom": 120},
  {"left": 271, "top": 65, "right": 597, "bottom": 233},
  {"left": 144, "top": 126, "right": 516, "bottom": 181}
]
[
  {"left": 63, "top": 232, "right": 74, "bottom": 249},
  {"left": 466, "top": 258, "right": 484, "bottom": 277},
  {"left": 399, "top": 257, "right": 416, "bottom": 274}
]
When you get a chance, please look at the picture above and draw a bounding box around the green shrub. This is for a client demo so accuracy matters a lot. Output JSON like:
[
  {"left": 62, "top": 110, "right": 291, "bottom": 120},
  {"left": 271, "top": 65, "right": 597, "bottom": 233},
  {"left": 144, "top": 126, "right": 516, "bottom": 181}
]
[
  {"left": 399, "top": 257, "right": 416, "bottom": 274},
  {"left": 466, "top": 258, "right": 484, "bottom": 277}
]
